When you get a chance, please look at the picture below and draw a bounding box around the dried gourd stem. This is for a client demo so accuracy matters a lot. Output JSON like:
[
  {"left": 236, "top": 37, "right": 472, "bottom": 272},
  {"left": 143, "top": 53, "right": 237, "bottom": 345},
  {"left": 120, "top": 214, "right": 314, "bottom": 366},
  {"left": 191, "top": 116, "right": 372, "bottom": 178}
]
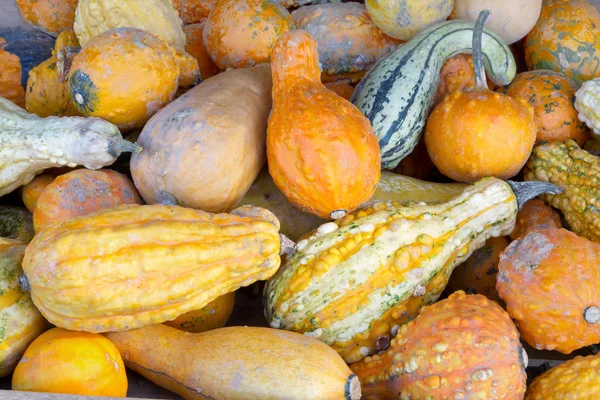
[
  {"left": 19, "top": 274, "right": 30, "bottom": 292},
  {"left": 507, "top": 180, "right": 563, "bottom": 210},
  {"left": 584, "top": 306, "right": 600, "bottom": 324},
  {"left": 57, "top": 46, "right": 81, "bottom": 82},
  {"left": 472, "top": 10, "right": 491, "bottom": 90},
  {"left": 108, "top": 137, "right": 143, "bottom": 156}
]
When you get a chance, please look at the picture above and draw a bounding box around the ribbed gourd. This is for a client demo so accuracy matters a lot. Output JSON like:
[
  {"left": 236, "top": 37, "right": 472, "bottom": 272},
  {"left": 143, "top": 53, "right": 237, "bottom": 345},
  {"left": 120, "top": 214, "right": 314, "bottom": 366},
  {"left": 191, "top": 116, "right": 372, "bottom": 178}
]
[
  {"left": 350, "top": 16, "right": 516, "bottom": 169},
  {"left": 22, "top": 205, "right": 282, "bottom": 332},
  {"left": 264, "top": 178, "right": 560, "bottom": 363},
  {"left": 524, "top": 140, "right": 600, "bottom": 243},
  {"left": 0, "top": 97, "right": 140, "bottom": 197},
  {"left": 575, "top": 77, "right": 600, "bottom": 139}
]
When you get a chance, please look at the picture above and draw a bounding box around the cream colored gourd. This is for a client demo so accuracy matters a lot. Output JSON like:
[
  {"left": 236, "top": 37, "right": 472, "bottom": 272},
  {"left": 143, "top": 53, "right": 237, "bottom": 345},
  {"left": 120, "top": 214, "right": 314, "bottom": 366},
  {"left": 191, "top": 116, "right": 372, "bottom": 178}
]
[
  {"left": 74, "top": 0, "right": 186, "bottom": 48},
  {"left": 0, "top": 97, "right": 139, "bottom": 197},
  {"left": 575, "top": 77, "right": 600, "bottom": 139}
]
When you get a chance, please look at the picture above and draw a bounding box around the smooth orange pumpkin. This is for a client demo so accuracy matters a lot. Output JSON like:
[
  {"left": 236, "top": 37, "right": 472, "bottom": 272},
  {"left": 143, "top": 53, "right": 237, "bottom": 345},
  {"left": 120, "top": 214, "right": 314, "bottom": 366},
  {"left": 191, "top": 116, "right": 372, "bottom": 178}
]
[
  {"left": 267, "top": 29, "right": 381, "bottom": 219},
  {"left": 15, "top": 0, "right": 78, "bottom": 34},
  {"left": 434, "top": 54, "right": 495, "bottom": 105},
  {"left": 499, "top": 70, "right": 590, "bottom": 146},
  {"left": 202, "top": 0, "right": 295, "bottom": 69},
  {"left": 183, "top": 23, "right": 220, "bottom": 81},
  {"left": 21, "top": 175, "right": 54, "bottom": 213},
  {"left": 525, "top": 0, "right": 600, "bottom": 85},
  {"left": 12, "top": 328, "right": 128, "bottom": 396},
  {"left": 164, "top": 291, "right": 235, "bottom": 333},
  {"left": 172, "top": 0, "right": 216, "bottom": 24},
  {"left": 509, "top": 199, "right": 562, "bottom": 240},
  {"left": 324, "top": 81, "right": 355, "bottom": 100}
]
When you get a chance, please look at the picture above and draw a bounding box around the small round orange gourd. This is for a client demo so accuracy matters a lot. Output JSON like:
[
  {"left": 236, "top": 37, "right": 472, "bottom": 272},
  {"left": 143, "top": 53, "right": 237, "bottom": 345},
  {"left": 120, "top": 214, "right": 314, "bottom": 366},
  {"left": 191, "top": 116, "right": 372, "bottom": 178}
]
[
  {"left": 202, "top": 0, "right": 295, "bottom": 69},
  {"left": 15, "top": 0, "right": 78, "bottom": 34},
  {"left": 172, "top": 0, "right": 216, "bottom": 24},
  {"left": 164, "top": 291, "right": 235, "bottom": 333},
  {"left": 267, "top": 29, "right": 381, "bottom": 219},
  {"left": 509, "top": 199, "right": 562, "bottom": 240},
  {"left": 21, "top": 175, "right": 54, "bottom": 213},
  {"left": 183, "top": 23, "right": 220, "bottom": 81},
  {"left": 499, "top": 70, "right": 590, "bottom": 146},
  {"left": 425, "top": 11, "right": 537, "bottom": 183},
  {"left": 12, "top": 328, "right": 128, "bottom": 396},
  {"left": 33, "top": 169, "right": 143, "bottom": 233}
]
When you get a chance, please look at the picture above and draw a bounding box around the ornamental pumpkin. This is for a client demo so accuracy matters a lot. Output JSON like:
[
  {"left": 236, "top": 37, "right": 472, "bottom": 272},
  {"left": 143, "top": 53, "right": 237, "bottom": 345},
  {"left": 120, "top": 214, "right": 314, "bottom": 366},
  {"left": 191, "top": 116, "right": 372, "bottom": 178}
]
[
  {"left": 21, "top": 175, "right": 54, "bottom": 213},
  {"left": 22, "top": 204, "right": 282, "bottom": 332},
  {"left": 15, "top": 0, "right": 78, "bottom": 34},
  {"left": 33, "top": 169, "right": 143, "bottom": 233},
  {"left": 68, "top": 28, "right": 197, "bottom": 131},
  {"left": 434, "top": 54, "right": 495, "bottom": 105},
  {"left": 575, "top": 77, "right": 600, "bottom": 139},
  {"left": 172, "top": 0, "right": 216, "bottom": 24},
  {"left": 350, "top": 291, "right": 527, "bottom": 399},
  {"left": 203, "top": 0, "right": 295, "bottom": 69},
  {"left": 509, "top": 199, "right": 562, "bottom": 240},
  {"left": 12, "top": 328, "right": 127, "bottom": 396},
  {"left": 267, "top": 29, "right": 381, "bottom": 220},
  {"left": 524, "top": 0, "right": 600, "bottom": 86},
  {"left": 164, "top": 291, "right": 235, "bottom": 333},
  {"left": 365, "top": 0, "right": 454, "bottom": 41},
  {"left": 525, "top": 354, "right": 600, "bottom": 399},
  {"left": 0, "top": 96, "right": 140, "bottom": 197},
  {"left": 183, "top": 23, "right": 220, "bottom": 81},
  {"left": 446, "top": 236, "right": 509, "bottom": 304},
  {"left": 524, "top": 140, "right": 600, "bottom": 242},
  {"left": 291, "top": 3, "right": 402, "bottom": 83},
  {"left": 131, "top": 65, "right": 271, "bottom": 213},
  {"left": 74, "top": 0, "right": 186, "bottom": 48},
  {"left": 450, "top": 0, "right": 543, "bottom": 45},
  {"left": 497, "top": 227, "right": 600, "bottom": 353},
  {"left": 106, "top": 325, "right": 360, "bottom": 400},
  {"left": 265, "top": 178, "right": 560, "bottom": 363},
  {"left": 425, "top": 11, "right": 536, "bottom": 183},
  {"left": 0, "top": 28, "right": 55, "bottom": 108},
  {"left": 500, "top": 70, "right": 589, "bottom": 146},
  {"left": 0, "top": 207, "right": 35, "bottom": 244},
  {"left": 0, "top": 239, "right": 48, "bottom": 378}
]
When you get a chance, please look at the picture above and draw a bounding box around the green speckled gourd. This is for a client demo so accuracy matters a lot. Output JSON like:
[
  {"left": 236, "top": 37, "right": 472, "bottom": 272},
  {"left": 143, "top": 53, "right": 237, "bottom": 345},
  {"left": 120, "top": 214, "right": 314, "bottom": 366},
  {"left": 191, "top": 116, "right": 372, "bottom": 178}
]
[
  {"left": 0, "top": 97, "right": 140, "bottom": 197},
  {"left": 264, "top": 178, "right": 561, "bottom": 363},
  {"left": 0, "top": 207, "right": 34, "bottom": 243},
  {"left": 350, "top": 18, "right": 516, "bottom": 169}
]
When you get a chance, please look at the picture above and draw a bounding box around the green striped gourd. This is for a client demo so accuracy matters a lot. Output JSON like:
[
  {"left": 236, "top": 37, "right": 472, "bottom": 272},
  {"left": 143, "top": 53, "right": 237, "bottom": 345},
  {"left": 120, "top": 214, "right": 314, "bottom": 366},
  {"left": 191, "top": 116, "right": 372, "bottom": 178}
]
[
  {"left": 350, "top": 19, "right": 516, "bottom": 169},
  {"left": 264, "top": 179, "right": 560, "bottom": 363}
]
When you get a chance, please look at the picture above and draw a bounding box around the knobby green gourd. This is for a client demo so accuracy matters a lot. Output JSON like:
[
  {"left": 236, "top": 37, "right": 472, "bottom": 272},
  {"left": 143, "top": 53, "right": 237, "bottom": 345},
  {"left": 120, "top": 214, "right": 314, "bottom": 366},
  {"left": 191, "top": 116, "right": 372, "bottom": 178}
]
[
  {"left": 264, "top": 178, "right": 560, "bottom": 363},
  {"left": 350, "top": 18, "right": 516, "bottom": 169},
  {"left": 0, "top": 97, "right": 140, "bottom": 196}
]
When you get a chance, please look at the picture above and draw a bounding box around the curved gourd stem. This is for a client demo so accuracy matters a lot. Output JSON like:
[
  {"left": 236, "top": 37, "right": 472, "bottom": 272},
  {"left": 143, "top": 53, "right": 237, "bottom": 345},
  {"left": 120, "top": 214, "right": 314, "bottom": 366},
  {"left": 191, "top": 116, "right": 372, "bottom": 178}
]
[
  {"left": 19, "top": 274, "right": 30, "bottom": 292},
  {"left": 472, "top": 10, "right": 491, "bottom": 90},
  {"left": 507, "top": 180, "right": 563, "bottom": 210},
  {"left": 279, "top": 233, "right": 296, "bottom": 257},
  {"left": 108, "top": 137, "right": 143, "bottom": 156},
  {"left": 56, "top": 46, "right": 81, "bottom": 82}
]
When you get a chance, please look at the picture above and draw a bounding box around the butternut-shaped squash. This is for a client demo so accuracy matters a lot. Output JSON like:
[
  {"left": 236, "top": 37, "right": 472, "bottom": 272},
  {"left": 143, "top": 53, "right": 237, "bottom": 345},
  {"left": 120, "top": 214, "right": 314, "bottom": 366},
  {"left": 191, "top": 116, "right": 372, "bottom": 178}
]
[
  {"left": 22, "top": 204, "right": 281, "bottom": 332},
  {"left": 131, "top": 65, "right": 272, "bottom": 213},
  {"left": 106, "top": 324, "right": 361, "bottom": 400},
  {"left": 267, "top": 29, "right": 381, "bottom": 220}
]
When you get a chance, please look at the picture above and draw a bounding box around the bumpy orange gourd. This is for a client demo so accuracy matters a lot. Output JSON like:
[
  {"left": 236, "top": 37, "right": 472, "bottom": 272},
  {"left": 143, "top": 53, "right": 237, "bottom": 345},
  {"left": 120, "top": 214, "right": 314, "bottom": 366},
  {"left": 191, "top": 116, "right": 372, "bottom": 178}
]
[
  {"left": 183, "top": 23, "right": 220, "bottom": 80},
  {"left": 350, "top": 291, "right": 527, "bottom": 399},
  {"left": 497, "top": 227, "right": 600, "bottom": 353},
  {"left": 425, "top": 12, "right": 537, "bottom": 183},
  {"left": 500, "top": 70, "right": 590, "bottom": 146},
  {"left": 291, "top": 3, "right": 402, "bottom": 83},
  {"left": 12, "top": 328, "right": 127, "bottom": 396},
  {"left": 33, "top": 169, "right": 143, "bottom": 233},
  {"left": 203, "top": 0, "right": 295, "bottom": 69},
  {"left": 267, "top": 30, "right": 381, "bottom": 219},
  {"left": 324, "top": 81, "right": 355, "bottom": 100},
  {"left": 525, "top": 0, "right": 600, "bottom": 86},
  {"left": 509, "top": 199, "right": 562, "bottom": 240},
  {"left": 446, "top": 236, "right": 509, "bottom": 304},
  {"left": 15, "top": 0, "right": 78, "bottom": 34},
  {"left": 0, "top": 38, "right": 25, "bottom": 108},
  {"left": 164, "top": 292, "right": 235, "bottom": 333},
  {"left": 69, "top": 27, "right": 198, "bottom": 131},
  {"left": 21, "top": 175, "right": 54, "bottom": 213},
  {"left": 434, "top": 54, "right": 495, "bottom": 104},
  {"left": 173, "top": 0, "right": 216, "bottom": 24},
  {"left": 526, "top": 354, "right": 600, "bottom": 399}
]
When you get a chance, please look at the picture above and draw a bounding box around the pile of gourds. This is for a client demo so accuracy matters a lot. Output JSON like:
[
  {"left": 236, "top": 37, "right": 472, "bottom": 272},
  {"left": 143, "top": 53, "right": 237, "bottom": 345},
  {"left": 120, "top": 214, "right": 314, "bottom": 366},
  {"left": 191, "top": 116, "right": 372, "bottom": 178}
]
[{"left": 2, "top": 0, "right": 600, "bottom": 399}]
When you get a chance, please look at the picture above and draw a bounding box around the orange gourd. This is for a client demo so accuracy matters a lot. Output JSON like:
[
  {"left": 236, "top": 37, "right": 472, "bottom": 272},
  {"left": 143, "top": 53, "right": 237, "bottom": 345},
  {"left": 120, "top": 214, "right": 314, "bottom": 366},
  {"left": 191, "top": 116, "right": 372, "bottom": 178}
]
[
  {"left": 497, "top": 227, "right": 600, "bottom": 353},
  {"left": 425, "top": 11, "right": 536, "bottom": 183},
  {"left": 183, "top": 23, "right": 220, "bottom": 81},
  {"left": 525, "top": 0, "right": 600, "bottom": 86},
  {"left": 434, "top": 54, "right": 495, "bottom": 104},
  {"left": 509, "top": 199, "right": 562, "bottom": 240},
  {"left": 499, "top": 70, "right": 590, "bottom": 146},
  {"left": 12, "top": 328, "right": 128, "bottom": 396},
  {"left": 203, "top": 0, "right": 295, "bottom": 69},
  {"left": 21, "top": 175, "right": 54, "bottom": 213},
  {"left": 15, "top": 0, "right": 78, "bottom": 34},
  {"left": 164, "top": 291, "right": 235, "bottom": 333},
  {"left": 172, "top": 0, "right": 216, "bottom": 24},
  {"left": 267, "top": 30, "right": 381, "bottom": 219},
  {"left": 324, "top": 81, "right": 355, "bottom": 100},
  {"left": 0, "top": 38, "right": 25, "bottom": 108}
]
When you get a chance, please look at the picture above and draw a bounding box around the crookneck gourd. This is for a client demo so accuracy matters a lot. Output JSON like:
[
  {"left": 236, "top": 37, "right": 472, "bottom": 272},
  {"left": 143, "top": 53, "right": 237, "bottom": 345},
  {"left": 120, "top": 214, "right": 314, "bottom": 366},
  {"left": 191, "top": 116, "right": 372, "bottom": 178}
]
[
  {"left": 524, "top": 139, "right": 600, "bottom": 243},
  {"left": 264, "top": 178, "right": 560, "bottom": 363},
  {"left": 350, "top": 11, "right": 516, "bottom": 169},
  {"left": 22, "top": 204, "right": 283, "bottom": 332},
  {"left": 0, "top": 97, "right": 140, "bottom": 197}
]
